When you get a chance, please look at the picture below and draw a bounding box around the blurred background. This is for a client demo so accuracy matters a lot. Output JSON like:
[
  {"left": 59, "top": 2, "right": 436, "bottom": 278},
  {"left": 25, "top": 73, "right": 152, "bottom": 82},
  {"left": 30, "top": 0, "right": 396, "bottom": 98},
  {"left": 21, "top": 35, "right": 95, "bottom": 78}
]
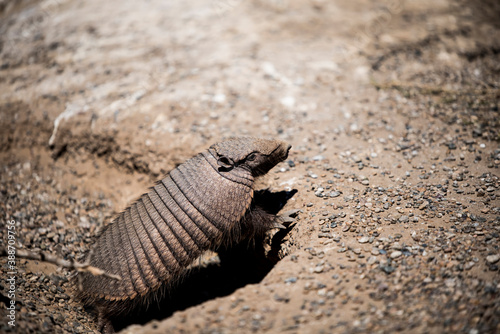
[{"left": 1, "top": 0, "right": 499, "bottom": 333}]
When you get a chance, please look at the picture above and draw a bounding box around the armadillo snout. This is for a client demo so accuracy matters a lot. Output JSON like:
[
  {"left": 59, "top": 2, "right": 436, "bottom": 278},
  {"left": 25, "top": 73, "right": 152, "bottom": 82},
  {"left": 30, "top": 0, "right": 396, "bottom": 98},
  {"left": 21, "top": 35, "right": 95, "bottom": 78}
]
[
  {"left": 274, "top": 141, "right": 291, "bottom": 162},
  {"left": 284, "top": 143, "right": 292, "bottom": 159}
]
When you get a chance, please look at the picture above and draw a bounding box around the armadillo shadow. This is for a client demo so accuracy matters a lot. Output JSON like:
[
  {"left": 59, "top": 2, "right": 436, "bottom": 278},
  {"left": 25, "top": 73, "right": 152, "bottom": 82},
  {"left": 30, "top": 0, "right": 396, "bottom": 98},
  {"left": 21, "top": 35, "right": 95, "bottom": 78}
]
[{"left": 111, "top": 188, "right": 297, "bottom": 331}]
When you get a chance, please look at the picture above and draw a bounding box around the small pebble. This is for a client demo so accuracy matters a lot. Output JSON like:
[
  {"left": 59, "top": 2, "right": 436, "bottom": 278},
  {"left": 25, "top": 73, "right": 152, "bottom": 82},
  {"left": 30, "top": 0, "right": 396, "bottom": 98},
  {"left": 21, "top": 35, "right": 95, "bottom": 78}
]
[
  {"left": 486, "top": 254, "right": 500, "bottom": 264},
  {"left": 398, "top": 215, "right": 409, "bottom": 223},
  {"left": 358, "top": 236, "right": 370, "bottom": 244},
  {"left": 390, "top": 251, "right": 402, "bottom": 259}
]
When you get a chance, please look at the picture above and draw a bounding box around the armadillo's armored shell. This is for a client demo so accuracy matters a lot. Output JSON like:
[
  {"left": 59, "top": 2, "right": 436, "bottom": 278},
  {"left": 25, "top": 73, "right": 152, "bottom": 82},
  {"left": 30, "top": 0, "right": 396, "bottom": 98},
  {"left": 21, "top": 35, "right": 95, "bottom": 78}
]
[
  {"left": 78, "top": 150, "right": 254, "bottom": 302},
  {"left": 77, "top": 137, "right": 291, "bottom": 325}
]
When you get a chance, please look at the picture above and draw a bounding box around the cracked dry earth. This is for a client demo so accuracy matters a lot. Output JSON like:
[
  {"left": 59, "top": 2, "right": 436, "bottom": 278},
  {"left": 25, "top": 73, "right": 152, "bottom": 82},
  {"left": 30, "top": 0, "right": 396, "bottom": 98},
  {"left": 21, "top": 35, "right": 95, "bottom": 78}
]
[{"left": 1, "top": 0, "right": 499, "bottom": 333}]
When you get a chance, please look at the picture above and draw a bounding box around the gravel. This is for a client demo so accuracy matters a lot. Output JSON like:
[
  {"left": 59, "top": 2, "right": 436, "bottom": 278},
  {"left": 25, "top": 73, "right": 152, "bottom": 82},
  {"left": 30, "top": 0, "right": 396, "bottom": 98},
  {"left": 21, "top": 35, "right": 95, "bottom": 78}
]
[{"left": 1, "top": 1, "right": 499, "bottom": 334}]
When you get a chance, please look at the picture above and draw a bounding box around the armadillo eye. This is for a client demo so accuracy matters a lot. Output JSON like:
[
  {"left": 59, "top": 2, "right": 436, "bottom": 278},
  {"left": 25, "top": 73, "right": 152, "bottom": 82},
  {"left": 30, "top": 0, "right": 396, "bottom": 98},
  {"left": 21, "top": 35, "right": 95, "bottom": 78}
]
[{"left": 246, "top": 153, "right": 257, "bottom": 161}]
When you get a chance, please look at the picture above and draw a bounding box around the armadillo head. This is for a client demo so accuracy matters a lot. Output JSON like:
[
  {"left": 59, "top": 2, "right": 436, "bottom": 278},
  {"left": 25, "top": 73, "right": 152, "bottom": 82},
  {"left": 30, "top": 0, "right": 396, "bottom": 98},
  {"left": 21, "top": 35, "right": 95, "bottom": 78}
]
[{"left": 209, "top": 137, "right": 291, "bottom": 177}]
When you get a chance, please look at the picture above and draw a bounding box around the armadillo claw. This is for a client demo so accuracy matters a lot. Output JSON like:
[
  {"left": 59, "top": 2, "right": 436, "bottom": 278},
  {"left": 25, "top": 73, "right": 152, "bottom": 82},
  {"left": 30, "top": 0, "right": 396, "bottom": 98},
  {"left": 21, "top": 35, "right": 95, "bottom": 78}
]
[
  {"left": 278, "top": 209, "right": 300, "bottom": 226},
  {"left": 272, "top": 222, "right": 287, "bottom": 229}
]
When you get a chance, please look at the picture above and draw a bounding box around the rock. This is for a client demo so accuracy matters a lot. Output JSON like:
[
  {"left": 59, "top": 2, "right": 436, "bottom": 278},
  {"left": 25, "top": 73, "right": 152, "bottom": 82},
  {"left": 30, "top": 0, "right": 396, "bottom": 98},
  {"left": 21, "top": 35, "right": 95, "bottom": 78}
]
[
  {"left": 358, "top": 236, "right": 370, "bottom": 244},
  {"left": 390, "top": 251, "right": 402, "bottom": 259},
  {"left": 486, "top": 254, "right": 500, "bottom": 264},
  {"left": 398, "top": 215, "right": 409, "bottom": 223},
  {"left": 419, "top": 201, "right": 429, "bottom": 210},
  {"left": 313, "top": 266, "right": 324, "bottom": 273},
  {"left": 381, "top": 265, "right": 395, "bottom": 274},
  {"left": 465, "top": 262, "right": 475, "bottom": 270}
]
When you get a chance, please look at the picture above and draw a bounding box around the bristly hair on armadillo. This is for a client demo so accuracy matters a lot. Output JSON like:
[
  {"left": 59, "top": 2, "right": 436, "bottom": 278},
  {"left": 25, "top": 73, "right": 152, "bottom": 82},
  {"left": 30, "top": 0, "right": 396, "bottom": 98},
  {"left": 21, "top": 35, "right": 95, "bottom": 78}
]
[{"left": 76, "top": 137, "right": 292, "bottom": 333}]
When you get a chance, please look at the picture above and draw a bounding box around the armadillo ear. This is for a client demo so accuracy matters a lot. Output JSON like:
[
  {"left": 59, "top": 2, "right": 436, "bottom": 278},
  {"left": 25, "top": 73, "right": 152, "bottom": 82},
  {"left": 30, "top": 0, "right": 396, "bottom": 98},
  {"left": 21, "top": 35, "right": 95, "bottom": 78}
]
[{"left": 217, "top": 155, "right": 234, "bottom": 170}]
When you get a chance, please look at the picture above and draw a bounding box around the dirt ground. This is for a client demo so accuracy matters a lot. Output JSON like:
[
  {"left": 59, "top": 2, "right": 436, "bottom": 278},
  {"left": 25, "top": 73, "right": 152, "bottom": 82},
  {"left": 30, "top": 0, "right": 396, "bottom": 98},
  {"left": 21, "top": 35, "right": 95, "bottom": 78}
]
[{"left": 1, "top": 0, "right": 499, "bottom": 333}]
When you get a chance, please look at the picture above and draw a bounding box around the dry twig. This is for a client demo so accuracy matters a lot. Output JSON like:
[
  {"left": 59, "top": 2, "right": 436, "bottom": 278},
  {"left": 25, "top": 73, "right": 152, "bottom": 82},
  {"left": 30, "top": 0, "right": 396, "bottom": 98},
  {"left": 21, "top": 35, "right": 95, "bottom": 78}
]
[{"left": 0, "top": 247, "right": 121, "bottom": 285}]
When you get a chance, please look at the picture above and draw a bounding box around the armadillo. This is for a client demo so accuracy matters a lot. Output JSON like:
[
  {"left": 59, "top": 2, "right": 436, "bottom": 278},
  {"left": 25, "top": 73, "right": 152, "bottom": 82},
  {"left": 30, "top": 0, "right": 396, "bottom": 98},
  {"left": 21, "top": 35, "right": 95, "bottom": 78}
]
[{"left": 77, "top": 137, "right": 292, "bottom": 333}]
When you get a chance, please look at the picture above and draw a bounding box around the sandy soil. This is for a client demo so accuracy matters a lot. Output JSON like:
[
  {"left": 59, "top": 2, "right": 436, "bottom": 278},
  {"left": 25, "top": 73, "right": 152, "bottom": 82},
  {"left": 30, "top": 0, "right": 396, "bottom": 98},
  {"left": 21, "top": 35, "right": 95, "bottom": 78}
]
[{"left": 1, "top": 0, "right": 499, "bottom": 333}]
